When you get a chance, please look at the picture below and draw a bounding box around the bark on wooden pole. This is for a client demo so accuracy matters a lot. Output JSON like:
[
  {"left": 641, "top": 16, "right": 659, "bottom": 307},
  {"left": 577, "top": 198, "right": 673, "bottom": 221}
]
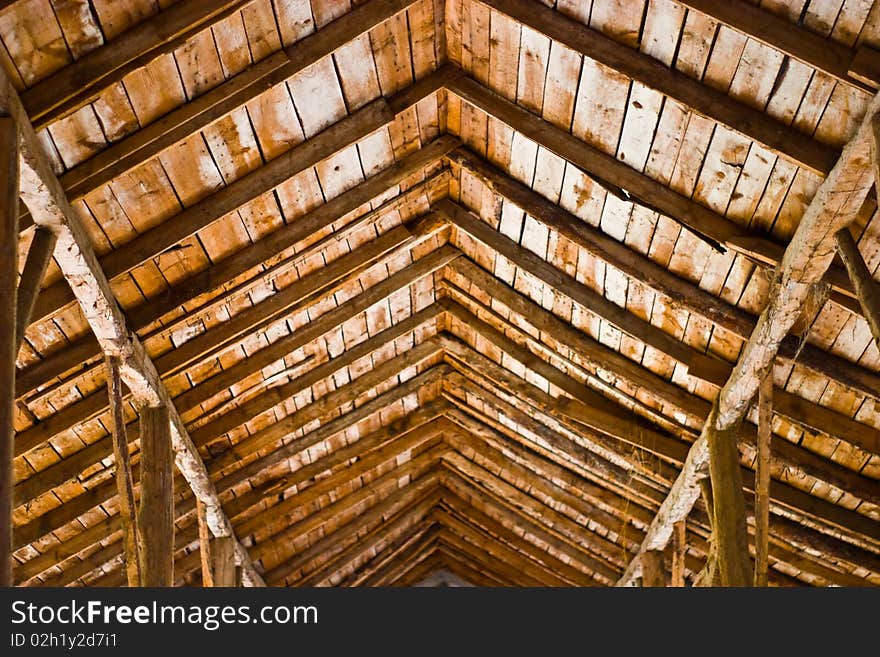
[
  {"left": 15, "top": 225, "right": 56, "bottom": 350},
  {"left": 139, "top": 405, "right": 173, "bottom": 586},
  {"left": 107, "top": 356, "right": 142, "bottom": 587},
  {"left": 706, "top": 408, "right": 752, "bottom": 586},
  {"left": 671, "top": 520, "right": 687, "bottom": 587},
  {"left": 835, "top": 226, "right": 880, "bottom": 350},
  {"left": 196, "top": 498, "right": 214, "bottom": 587},
  {"left": 0, "top": 116, "right": 17, "bottom": 587},
  {"left": 641, "top": 551, "right": 665, "bottom": 587},
  {"left": 213, "top": 536, "right": 237, "bottom": 587},
  {"left": 754, "top": 372, "right": 773, "bottom": 587}
]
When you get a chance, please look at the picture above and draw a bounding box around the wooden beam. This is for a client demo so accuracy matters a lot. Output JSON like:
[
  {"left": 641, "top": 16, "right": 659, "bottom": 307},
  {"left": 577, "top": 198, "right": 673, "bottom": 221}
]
[
  {"left": 0, "top": 64, "right": 265, "bottom": 587},
  {"left": 107, "top": 356, "right": 141, "bottom": 587},
  {"left": 196, "top": 498, "right": 214, "bottom": 588},
  {"left": 139, "top": 405, "right": 173, "bottom": 587},
  {"left": 617, "top": 90, "right": 880, "bottom": 588},
  {"left": 835, "top": 225, "right": 880, "bottom": 350},
  {"left": 22, "top": 0, "right": 255, "bottom": 130},
  {"left": 212, "top": 537, "right": 237, "bottom": 588},
  {"left": 671, "top": 520, "right": 687, "bottom": 587},
  {"left": 15, "top": 225, "right": 55, "bottom": 351},
  {"left": 675, "top": 0, "right": 879, "bottom": 92},
  {"left": 706, "top": 409, "right": 752, "bottom": 586},
  {"left": 755, "top": 372, "right": 773, "bottom": 587},
  {"left": 479, "top": 0, "right": 838, "bottom": 175},
  {"left": 641, "top": 551, "right": 666, "bottom": 587},
  {"left": 445, "top": 75, "right": 861, "bottom": 311},
  {"left": 0, "top": 116, "right": 16, "bottom": 587},
  {"left": 447, "top": 148, "right": 880, "bottom": 403}
]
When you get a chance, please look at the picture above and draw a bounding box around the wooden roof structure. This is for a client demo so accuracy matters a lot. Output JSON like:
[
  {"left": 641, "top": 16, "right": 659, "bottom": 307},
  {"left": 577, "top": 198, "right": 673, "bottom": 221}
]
[{"left": 3, "top": 0, "right": 880, "bottom": 588}]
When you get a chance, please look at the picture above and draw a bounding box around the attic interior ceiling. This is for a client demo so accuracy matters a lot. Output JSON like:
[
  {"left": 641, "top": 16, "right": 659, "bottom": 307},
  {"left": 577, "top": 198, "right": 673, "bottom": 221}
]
[{"left": 4, "top": 0, "right": 880, "bottom": 588}]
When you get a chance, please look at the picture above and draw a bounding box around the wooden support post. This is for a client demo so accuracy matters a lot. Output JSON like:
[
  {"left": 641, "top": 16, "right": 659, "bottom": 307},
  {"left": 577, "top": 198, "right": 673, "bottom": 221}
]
[
  {"left": 755, "top": 372, "right": 773, "bottom": 587},
  {"left": 671, "top": 521, "right": 687, "bottom": 587},
  {"left": 0, "top": 116, "right": 17, "bottom": 588},
  {"left": 835, "top": 227, "right": 880, "bottom": 350},
  {"left": 15, "top": 225, "right": 56, "bottom": 350},
  {"left": 107, "top": 356, "right": 142, "bottom": 587},
  {"left": 212, "top": 536, "right": 237, "bottom": 587},
  {"left": 196, "top": 498, "right": 214, "bottom": 587},
  {"left": 139, "top": 405, "right": 173, "bottom": 586},
  {"left": 706, "top": 408, "right": 753, "bottom": 586},
  {"left": 641, "top": 551, "right": 665, "bottom": 587}
]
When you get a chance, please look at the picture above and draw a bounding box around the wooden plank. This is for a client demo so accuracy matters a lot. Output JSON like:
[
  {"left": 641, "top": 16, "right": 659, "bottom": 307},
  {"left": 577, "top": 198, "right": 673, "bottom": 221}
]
[
  {"left": 836, "top": 223, "right": 880, "bottom": 351},
  {"left": 196, "top": 497, "right": 214, "bottom": 587},
  {"left": 139, "top": 405, "right": 174, "bottom": 587},
  {"left": 0, "top": 116, "right": 15, "bottom": 588},
  {"left": 479, "top": 0, "right": 839, "bottom": 176},
  {"left": 755, "top": 372, "right": 772, "bottom": 587},
  {"left": 107, "top": 356, "right": 141, "bottom": 587},
  {"left": 677, "top": 0, "right": 876, "bottom": 92},
  {"left": 617, "top": 83, "right": 880, "bottom": 587},
  {"left": 15, "top": 226, "right": 55, "bottom": 350},
  {"left": 22, "top": 0, "right": 255, "bottom": 130},
  {"left": 0, "top": 65, "right": 265, "bottom": 587}
]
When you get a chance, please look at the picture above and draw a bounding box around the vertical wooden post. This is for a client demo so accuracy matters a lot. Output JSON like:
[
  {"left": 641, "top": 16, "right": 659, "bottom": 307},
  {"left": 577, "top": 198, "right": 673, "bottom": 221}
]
[
  {"left": 671, "top": 520, "right": 687, "bottom": 587},
  {"left": 196, "top": 498, "right": 214, "bottom": 587},
  {"left": 213, "top": 536, "right": 237, "bottom": 587},
  {"left": 0, "top": 117, "right": 18, "bottom": 588},
  {"left": 706, "top": 408, "right": 753, "bottom": 586},
  {"left": 641, "top": 551, "right": 665, "bottom": 587},
  {"left": 139, "top": 405, "right": 173, "bottom": 586},
  {"left": 107, "top": 356, "right": 142, "bottom": 587},
  {"left": 754, "top": 371, "right": 773, "bottom": 586}
]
